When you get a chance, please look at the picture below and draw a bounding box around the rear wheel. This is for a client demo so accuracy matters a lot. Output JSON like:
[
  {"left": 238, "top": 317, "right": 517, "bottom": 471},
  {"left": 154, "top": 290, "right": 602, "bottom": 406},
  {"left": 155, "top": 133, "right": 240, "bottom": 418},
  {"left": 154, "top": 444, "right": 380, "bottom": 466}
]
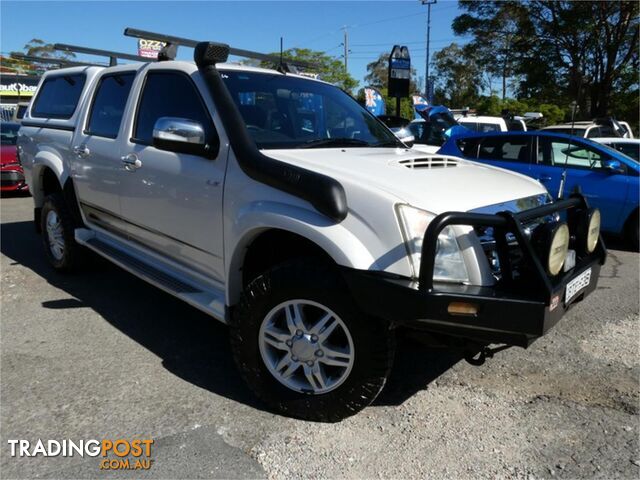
[
  {"left": 41, "top": 193, "right": 84, "bottom": 271},
  {"left": 230, "top": 260, "right": 395, "bottom": 422}
]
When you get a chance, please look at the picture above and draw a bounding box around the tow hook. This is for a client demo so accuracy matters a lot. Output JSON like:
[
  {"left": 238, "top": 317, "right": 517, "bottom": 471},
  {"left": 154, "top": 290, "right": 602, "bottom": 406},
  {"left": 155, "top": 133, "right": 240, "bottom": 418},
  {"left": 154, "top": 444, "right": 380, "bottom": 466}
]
[{"left": 464, "top": 345, "right": 511, "bottom": 366}]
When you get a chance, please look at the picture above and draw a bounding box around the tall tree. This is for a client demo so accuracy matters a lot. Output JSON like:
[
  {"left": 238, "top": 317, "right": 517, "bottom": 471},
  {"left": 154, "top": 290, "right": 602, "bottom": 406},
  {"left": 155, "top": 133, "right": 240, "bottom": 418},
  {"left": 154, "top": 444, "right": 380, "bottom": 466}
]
[
  {"left": 431, "top": 43, "right": 484, "bottom": 107},
  {"left": 527, "top": 0, "right": 639, "bottom": 117},
  {"left": 453, "top": 1, "right": 529, "bottom": 100},
  {"left": 453, "top": 0, "right": 639, "bottom": 118},
  {"left": 22, "top": 38, "right": 76, "bottom": 60}
]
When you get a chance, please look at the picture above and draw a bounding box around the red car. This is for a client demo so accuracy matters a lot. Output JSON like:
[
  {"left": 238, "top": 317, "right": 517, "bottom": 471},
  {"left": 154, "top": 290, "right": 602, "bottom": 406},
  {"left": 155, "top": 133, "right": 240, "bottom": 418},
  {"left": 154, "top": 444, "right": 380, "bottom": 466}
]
[{"left": 1, "top": 122, "right": 29, "bottom": 194}]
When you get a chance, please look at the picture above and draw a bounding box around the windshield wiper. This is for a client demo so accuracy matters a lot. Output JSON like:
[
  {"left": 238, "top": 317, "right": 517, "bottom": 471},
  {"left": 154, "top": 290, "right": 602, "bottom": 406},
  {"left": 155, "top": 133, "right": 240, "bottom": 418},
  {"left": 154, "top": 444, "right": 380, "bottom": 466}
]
[
  {"left": 371, "top": 140, "right": 404, "bottom": 148},
  {"left": 300, "top": 138, "right": 370, "bottom": 149}
]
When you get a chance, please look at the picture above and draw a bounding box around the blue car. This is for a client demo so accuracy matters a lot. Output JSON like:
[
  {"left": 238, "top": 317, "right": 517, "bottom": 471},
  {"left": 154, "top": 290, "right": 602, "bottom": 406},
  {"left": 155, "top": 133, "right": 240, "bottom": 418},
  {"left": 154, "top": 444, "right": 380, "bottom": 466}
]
[{"left": 440, "top": 131, "right": 639, "bottom": 246}]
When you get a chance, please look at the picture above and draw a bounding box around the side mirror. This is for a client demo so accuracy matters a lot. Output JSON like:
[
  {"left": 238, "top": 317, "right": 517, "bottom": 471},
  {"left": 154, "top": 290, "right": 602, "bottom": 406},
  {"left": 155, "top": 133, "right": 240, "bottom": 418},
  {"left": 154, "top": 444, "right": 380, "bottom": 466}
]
[
  {"left": 391, "top": 127, "right": 415, "bottom": 147},
  {"left": 152, "top": 117, "right": 211, "bottom": 156},
  {"left": 603, "top": 158, "right": 625, "bottom": 174}
]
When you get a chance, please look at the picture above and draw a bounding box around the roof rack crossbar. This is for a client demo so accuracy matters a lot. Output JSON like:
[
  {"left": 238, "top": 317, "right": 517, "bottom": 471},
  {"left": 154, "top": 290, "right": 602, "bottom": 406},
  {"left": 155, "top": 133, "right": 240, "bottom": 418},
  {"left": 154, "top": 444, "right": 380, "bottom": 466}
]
[
  {"left": 54, "top": 43, "right": 153, "bottom": 66},
  {"left": 10, "top": 53, "right": 106, "bottom": 68},
  {"left": 123, "top": 27, "right": 317, "bottom": 69}
]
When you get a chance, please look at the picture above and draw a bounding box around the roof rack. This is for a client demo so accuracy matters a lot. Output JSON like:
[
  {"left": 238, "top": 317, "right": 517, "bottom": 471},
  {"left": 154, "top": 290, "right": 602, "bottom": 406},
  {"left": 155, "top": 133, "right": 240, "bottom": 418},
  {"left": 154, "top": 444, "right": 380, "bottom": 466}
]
[
  {"left": 53, "top": 43, "right": 153, "bottom": 66},
  {"left": 123, "top": 27, "right": 318, "bottom": 72},
  {"left": 10, "top": 53, "right": 106, "bottom": 68}
]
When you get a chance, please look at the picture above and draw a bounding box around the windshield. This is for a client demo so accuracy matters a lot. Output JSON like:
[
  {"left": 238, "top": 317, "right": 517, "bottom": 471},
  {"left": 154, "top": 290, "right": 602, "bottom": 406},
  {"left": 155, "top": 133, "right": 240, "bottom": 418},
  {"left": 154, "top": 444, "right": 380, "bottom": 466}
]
[
  {"left": 0, "top": 123, "right": 19, "bottom": 146},
  {"left": 408, "top": 112, "right": 457, "bottom": 146},
  {"left": 600, "top": 142, "right": 640, "bottom": 163},
  {"left": 221, "top": 71, "right": 401, "bottom": 149}
]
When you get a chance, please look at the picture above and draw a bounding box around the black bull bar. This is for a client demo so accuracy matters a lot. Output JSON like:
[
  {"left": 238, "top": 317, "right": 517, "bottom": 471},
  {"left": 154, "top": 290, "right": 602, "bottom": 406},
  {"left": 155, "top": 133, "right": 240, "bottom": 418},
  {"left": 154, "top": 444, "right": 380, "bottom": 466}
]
[{"left": 343, "top": 193, "right": 607, "bottom": 348}]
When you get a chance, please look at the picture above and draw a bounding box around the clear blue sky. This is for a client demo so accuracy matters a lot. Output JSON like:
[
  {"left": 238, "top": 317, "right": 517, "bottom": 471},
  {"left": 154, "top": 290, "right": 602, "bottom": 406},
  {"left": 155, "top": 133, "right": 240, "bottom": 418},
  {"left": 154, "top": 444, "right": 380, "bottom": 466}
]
[{"left": 1, "top": 0, "right": 466, "bottom": 88}]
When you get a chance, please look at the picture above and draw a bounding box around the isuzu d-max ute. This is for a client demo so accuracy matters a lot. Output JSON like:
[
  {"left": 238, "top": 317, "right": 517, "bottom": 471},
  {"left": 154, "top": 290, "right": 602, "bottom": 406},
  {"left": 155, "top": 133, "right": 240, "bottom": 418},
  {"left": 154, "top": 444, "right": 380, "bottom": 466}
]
[{"left": 17, "top": 37, "right": 606, "bottom": 422}]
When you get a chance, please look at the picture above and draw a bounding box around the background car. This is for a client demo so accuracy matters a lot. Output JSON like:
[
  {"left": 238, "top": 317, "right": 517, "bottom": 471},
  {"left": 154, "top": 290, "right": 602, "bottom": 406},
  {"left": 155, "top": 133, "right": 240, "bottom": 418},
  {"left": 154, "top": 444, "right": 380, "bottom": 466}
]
[
  {"left": 456, "top": 115, "right": 508, "bottom": 133},
  {"left": 1, "top": 122, "right": 29, "bottom": 194},
  {"left": 11, "top": 102, "right": 30, "bottom": 123},
  {"left": 593, "top": 137, "right": 640, "bottom": 161},
  {"left": 541, "top": 118, "right": 633, "bottom": 139},
  {"left": 440, "top": 131, "right": 639, "bottom": 246}
]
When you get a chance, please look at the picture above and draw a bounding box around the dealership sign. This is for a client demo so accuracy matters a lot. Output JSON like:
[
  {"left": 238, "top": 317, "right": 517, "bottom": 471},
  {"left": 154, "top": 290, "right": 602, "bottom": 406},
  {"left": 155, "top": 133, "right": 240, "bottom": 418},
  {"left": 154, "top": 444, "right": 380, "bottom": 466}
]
[
  {"left": 0, "top": 76, "right": 39, "bottom": 97},
  {"left": 137, "top": 39, "right": 167, "bottom": 59},
  {"left": 388, "top": 45, "right": 410, "bottom": 98}
]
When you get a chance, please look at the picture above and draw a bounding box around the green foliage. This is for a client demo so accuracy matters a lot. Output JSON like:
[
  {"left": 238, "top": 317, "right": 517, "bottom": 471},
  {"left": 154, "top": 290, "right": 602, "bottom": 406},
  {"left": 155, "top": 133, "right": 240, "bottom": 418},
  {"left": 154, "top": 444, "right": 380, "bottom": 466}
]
[
  {"left": 23, "top": 38, "right": 75, "bottom": 60},
  {"left": 452, "top": 0, "right": 639, "bottom": 120},
  {"left": 472, "top": 95, "right": 566, "bottom": 126},
  {"left": 260, "top": 48, "right": 358, "bottom": 93},
  {"left": 431, "top": 43, "right": 484, "bottom": 107}
]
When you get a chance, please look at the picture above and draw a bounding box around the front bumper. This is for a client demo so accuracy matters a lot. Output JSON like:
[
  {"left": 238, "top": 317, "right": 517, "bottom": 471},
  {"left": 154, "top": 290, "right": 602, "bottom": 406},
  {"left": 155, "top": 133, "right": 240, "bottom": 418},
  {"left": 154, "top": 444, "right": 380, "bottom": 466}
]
[
  {"left": 1, "top": 167, "right": 28, "bottom": 192},
  {"left": 343, "top": 194, "right": 607, "bottom": 348}
]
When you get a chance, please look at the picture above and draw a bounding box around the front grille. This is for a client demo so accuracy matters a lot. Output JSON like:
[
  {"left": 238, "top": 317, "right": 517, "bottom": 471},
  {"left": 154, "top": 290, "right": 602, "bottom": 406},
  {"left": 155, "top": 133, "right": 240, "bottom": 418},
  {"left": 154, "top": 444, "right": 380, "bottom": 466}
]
[{"left": 476, "top": 216, "right": 553, "bottom": 282}]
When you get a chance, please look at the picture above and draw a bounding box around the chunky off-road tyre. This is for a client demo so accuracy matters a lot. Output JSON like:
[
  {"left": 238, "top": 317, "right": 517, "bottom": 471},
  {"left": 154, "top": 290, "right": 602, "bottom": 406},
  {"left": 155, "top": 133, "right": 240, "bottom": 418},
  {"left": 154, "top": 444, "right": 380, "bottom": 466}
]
[
  {"left": 40, "top": 193, "right": 84, "bottom": 271},
  {"left": 230, "top": 260, "right": 395, "bottom": 422}
]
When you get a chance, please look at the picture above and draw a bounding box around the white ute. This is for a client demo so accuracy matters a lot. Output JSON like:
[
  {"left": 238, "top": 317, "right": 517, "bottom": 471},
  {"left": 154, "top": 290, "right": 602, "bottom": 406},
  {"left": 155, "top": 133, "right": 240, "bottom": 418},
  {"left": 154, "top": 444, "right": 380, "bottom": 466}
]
[{"left": 18, "top": 31, "right": 606, "bottom": 421}]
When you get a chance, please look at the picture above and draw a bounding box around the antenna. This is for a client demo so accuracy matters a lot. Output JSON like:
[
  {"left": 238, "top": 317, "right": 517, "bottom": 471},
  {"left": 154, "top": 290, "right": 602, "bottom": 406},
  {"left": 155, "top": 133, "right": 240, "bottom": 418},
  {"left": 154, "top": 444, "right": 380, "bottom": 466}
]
[
  {"left": 558, "top": 100, "right": 578, "bottom": 199},
  {"left": 123, "top": 27, "right": 318, "bottom": 70},
  {"left": 54, "top": 43, "right": 153, "bottom": 66}
]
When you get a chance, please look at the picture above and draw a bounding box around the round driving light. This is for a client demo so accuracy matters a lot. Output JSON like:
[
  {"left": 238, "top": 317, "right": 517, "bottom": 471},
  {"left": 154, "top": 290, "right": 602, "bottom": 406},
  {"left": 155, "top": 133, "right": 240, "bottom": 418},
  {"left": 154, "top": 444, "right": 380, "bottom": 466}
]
[
  {"left": 548, "top": 223, "right": 570, "bottom": 276},
  {"left": 586, "top": 209, "right": 600, "bottom": 253}
]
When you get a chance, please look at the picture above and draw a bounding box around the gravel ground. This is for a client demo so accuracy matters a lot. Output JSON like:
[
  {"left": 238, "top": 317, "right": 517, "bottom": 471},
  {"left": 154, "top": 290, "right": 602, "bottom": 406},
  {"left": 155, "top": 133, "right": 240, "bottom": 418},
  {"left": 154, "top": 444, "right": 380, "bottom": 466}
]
[{"left": 1, "top": 195, "right": 638, "bottom": 479}]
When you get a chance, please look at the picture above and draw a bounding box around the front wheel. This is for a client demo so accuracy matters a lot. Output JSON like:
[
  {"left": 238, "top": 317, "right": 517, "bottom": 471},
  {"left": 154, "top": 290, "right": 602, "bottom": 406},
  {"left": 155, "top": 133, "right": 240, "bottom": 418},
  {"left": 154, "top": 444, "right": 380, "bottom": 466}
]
[{"left": 230, "top": 261, "right": 395, "bottom": 422}]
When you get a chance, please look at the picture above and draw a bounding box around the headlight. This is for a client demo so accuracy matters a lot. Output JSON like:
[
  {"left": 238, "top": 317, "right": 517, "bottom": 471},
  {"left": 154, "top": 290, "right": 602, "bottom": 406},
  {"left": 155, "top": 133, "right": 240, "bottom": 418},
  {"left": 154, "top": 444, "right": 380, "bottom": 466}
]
[
  {"left": 534, "top": 222, "right": 570, "bottom": 276},
  {"left": 396, "top": 204, "right": 469, "bottom": 283}
]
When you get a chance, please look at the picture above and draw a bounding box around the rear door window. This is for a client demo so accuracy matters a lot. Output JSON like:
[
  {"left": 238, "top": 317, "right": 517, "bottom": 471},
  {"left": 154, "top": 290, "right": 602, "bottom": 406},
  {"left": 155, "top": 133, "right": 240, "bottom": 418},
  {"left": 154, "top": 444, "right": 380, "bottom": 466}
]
[
  {"left": 86, "top": 73, "right": 135, "bottom": 138},
  {"left": 31, "top": 74, "right": 86, "bottom": 119},
  {"left": 456, "top": 138, "right": 480, "bottom": 157},
  {"left": 478, "top": 136, "right": 531, "bottom": 162}
]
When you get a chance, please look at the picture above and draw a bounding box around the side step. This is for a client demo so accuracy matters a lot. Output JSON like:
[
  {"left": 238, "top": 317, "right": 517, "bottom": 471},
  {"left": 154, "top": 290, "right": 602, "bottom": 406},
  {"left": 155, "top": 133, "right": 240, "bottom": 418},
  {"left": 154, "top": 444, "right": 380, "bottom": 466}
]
[{"left": 76, "top": 230, "right": 226, "bottom": 323}]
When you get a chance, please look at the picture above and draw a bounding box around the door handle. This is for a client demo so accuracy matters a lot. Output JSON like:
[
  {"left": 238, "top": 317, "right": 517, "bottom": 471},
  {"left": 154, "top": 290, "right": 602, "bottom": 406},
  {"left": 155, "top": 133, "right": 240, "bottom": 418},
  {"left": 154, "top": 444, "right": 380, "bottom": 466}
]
[
  {"left": 121, "top": 153, "right": 142, "bottom": 171},
  {"left": 72, "top": 144, "right": 90, "bottom": 158},
  {"left": 538, "top": 175, "right": 552, "bottom": 182}
]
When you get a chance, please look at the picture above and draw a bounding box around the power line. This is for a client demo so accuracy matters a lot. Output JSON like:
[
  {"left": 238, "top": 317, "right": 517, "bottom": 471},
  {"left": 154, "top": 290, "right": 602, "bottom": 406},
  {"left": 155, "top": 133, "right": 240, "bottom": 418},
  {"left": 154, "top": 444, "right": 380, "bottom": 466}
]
[
  {"left": 350, "top": 36, "right": 471, "bottom": 47},
  {"left": 291, "top": 9, "right": 426, "bottom": 49}
]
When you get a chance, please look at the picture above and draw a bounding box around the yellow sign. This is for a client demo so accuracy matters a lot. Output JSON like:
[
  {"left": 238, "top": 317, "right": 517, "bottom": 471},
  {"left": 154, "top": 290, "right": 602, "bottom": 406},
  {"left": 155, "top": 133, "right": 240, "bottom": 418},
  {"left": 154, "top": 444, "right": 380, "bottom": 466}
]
[{"left": 0, "top": 81, "right": 38, "bottom": 97}]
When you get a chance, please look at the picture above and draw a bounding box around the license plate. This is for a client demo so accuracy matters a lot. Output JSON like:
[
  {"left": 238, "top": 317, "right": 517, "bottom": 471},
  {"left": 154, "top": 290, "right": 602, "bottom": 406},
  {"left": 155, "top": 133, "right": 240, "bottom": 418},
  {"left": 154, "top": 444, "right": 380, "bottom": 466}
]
[{"left": 565, "top": 268, "right": 591, "bottom": 304}]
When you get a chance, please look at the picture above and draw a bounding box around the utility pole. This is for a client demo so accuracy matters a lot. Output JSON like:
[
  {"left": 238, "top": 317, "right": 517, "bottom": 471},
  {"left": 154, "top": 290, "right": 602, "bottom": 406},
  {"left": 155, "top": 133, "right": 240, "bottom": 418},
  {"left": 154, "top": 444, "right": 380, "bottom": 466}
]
[
  {"left": 342, "top": 26, "right": 349, "bottom": 72},
  {"left": 421, "top": 0, "right": 437, "bottom": 102}
]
